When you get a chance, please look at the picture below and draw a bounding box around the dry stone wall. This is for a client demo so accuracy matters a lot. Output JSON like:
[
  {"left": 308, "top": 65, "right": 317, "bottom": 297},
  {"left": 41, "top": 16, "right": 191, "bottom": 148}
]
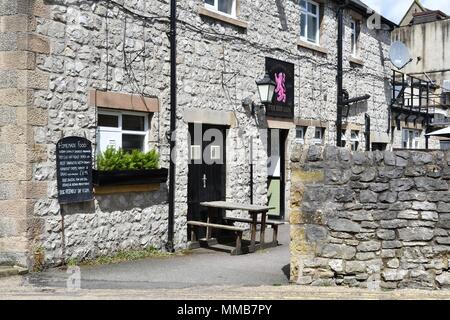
[{"left": 291, "top": 145, "right": 450, "bottom": 289}]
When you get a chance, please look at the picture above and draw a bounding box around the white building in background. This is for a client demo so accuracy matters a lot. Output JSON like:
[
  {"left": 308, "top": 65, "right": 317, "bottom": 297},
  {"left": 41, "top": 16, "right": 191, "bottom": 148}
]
[{"left": 392, "top": 0, "right": 450, "bottom": 150}]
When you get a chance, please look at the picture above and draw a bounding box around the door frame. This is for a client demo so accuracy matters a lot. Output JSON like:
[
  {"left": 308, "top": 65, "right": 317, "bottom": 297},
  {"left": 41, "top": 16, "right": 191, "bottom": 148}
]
[
  {"left": 187, "top": 123, "right": 227, "bottom": 230},
  {"left": 267, "top": 128, "right": 288, "bottom": 221}
]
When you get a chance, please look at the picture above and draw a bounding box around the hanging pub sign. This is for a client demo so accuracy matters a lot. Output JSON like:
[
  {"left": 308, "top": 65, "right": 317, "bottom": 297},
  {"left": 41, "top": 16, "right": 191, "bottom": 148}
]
[
  {"left": 265, "top": 57, "right": 295, "bottom": 119},
  {"left": 56, "top": 136, "right": 93, "bottom": 204}
]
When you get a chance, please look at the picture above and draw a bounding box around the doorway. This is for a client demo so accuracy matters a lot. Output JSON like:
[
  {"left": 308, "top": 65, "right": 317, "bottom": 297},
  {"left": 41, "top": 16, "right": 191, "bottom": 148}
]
[
  {"left": 187, "top": 123, "right": 227, "bottom": 239},
  {"left": 267, "top": 129, "right": 288, "bottom": 220}
]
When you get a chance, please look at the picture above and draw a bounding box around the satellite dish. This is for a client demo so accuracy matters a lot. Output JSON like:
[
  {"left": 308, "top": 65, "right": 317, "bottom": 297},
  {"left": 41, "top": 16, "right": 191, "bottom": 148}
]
[{"left": 389, "top": 41, "right": 412, "bottom": 69}]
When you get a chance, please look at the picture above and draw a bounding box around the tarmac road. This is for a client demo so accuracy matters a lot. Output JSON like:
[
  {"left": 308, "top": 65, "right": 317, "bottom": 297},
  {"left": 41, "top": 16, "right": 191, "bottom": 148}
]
[{"left": 25, "top": 225, "right": 291, "bottom": 290}]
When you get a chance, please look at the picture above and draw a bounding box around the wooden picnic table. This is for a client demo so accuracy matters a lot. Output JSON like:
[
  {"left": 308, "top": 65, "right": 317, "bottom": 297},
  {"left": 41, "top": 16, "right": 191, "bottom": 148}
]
[{"left": 200, "top": 201, "right": 275, "bottom": 253}]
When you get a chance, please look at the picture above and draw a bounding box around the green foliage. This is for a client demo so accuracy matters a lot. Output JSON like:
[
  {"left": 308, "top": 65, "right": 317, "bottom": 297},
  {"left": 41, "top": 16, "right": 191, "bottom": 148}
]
[
  {"left": 97, "top": 147, "right": 160, "bottom": 171},
  {"left": 65, "top": 247, "right": 181, "bottom": 267}
]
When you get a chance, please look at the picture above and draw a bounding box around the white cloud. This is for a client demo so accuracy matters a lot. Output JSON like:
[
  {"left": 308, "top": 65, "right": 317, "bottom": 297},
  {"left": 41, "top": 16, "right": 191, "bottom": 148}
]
[{"left": 361, "top": 0, "right": 450, "bottom": 24}]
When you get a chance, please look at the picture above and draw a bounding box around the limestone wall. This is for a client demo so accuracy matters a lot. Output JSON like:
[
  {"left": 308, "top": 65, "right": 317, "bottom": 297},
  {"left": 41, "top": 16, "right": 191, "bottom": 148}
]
[
  {"left": 291, "top": 145, "right": 450, "bottom": 289},
  {"left": 1, "top": 0, "right": 395, "bottom": 268}
]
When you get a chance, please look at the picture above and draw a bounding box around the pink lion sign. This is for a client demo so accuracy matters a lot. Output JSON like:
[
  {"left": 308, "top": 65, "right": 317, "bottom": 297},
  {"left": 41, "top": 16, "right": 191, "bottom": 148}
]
[
  {"left": 265, "top": 57, "right": 294, "bottom": 118},
  {"left": 274, "top": 72, "right": 287, "bottom": 103}
]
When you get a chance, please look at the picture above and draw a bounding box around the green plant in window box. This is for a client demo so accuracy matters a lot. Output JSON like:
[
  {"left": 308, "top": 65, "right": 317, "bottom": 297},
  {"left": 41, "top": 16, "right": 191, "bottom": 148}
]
[
  {"left": 94, "top": 147, "right": 167, "bottom": 187},
  {"left": 97, "top": 147, "right": 160, "bottom": 171}
]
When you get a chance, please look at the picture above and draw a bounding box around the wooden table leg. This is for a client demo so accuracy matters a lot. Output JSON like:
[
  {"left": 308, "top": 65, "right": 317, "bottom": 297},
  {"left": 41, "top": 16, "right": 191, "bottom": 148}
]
[
  {"left": 260, "top": 211, "right": 267, "bottom": 248},
  {"left": 206, "top": 207, "right": 213, "bottom": 240},
  {"left": 249, "top": 213, "right": 257, "bottom": 253}
]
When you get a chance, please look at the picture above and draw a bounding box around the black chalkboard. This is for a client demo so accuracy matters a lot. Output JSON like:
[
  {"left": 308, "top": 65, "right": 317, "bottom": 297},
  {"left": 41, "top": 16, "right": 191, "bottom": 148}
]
[{"left": 56, "top": 136, "right": 93, "bottom": 204}]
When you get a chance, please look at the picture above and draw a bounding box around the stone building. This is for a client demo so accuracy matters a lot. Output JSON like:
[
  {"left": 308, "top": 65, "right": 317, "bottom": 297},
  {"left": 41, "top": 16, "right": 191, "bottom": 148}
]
[
  {"left": 0, "top": 0, "right": 398, "bottom": 269},
  {"left": 392, "top": 0, "right": 450, "bottom": 150}
]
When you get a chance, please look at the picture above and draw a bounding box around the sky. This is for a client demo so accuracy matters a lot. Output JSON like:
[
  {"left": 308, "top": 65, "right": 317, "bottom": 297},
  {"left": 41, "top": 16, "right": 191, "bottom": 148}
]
[{"left": 361, "top": 0, "right": 450, "bottom": 24}]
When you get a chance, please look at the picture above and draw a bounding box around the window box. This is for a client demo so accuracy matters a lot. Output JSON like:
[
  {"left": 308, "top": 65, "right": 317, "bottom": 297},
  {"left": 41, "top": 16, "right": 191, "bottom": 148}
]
[{"left": 92, "top": 168, "right": 168, "bottom": 187}]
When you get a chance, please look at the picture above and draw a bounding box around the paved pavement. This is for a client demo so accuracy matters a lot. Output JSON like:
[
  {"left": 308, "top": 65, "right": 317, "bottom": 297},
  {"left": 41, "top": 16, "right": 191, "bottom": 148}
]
[
  {"left": 2, "top": 276, "right": 450, "bottom": 300},
  {"left": 25, "top": 225, "right": 291, "bottom": 290},
  {"left": 3, "top": 224, "right": 450, "bottom": 300}
]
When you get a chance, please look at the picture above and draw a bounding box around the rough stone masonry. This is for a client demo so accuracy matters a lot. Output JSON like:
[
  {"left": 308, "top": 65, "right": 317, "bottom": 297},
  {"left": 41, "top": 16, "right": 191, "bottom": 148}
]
[{"left": 290, "top": 145, "right": 450, "bottom": 290}]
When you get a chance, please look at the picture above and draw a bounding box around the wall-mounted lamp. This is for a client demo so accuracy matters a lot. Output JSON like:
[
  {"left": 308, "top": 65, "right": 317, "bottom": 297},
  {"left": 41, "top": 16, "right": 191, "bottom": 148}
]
[
  {"left": 242, "top": 73, "right": 276, "bottom": 116},
  {"left": 256, "top": 72, "right": 276, "bottom": 106}
]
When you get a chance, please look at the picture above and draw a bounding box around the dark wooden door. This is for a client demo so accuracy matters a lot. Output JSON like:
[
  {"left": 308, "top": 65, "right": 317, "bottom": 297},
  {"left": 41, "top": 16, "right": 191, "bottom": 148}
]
[{"left": 188, "top": 124, "right": 226, "bottom": 238}]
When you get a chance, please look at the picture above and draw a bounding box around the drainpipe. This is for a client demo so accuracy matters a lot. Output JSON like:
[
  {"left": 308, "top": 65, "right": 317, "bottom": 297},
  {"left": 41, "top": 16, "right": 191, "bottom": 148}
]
[
  {"left": 166, "top": 0, "right": 176, "bottom": 253},
  {"left": 365, "top": 114, "right": 371, "bottom": 151},
  {"left": 336, "top": 1, "right": 348, "bottom": 147}
]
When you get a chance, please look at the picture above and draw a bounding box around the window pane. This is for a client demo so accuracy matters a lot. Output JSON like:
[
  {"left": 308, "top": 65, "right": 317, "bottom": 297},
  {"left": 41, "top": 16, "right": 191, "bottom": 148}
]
[
  {"left": 307, "top": 15, "right": 318, "bottom": 42},
  {"left": 300, "top": 0, "right": 307, "bottom": 10},
  {"left": 122, "top": 115, "right": 145, "bottom": 131},
  {"left": 218, "top": 0, "right": 233, "bottom": 14},
  {"left": 315, "top": 128, "right": 322, "bottom": 139},
  {"left": 300, "top": 13, "right": 306, "bottom": 37},
  {"left": 308, "top": 2, "right": 317, "bottom": 14},
  {"left": 122, "top": 134, "right": 145, "bottom": 152},
  {"left": 296, "top": 127, "right": 305, "bottom": 139},
  {"left": 98, "top": 114, "right": 119, "bottom": 128},
  {"left": 205, "top": 0, "right": 214, "bottom": 5}
]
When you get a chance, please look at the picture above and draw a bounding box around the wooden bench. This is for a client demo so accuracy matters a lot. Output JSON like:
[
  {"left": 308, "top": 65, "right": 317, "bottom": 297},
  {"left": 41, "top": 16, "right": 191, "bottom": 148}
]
[
  {"left": 222, "top": 217, "right": 284, "bottom": 245},
  {"left": 187, "top": 220, "right": 248, "bottom": 255}
]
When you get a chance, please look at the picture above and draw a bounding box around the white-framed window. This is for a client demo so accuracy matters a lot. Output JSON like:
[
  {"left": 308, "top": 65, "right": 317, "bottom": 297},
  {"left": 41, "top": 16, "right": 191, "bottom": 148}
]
[
  {"left": 204, "top": 0, "right": 236, "bottom": 17},
  {"left": 441, "top": 92, "right": 450, "bottom": 106},
  {"left": 402, "top": 129, "right": 421, "bottom": 149},
  {"left": 313, "top": 127, "right": 325, "bottom": 145},
  {"left": 350, "top": 19, "right": 359, "bottom": 56},
  {"left": 300, "top": 0, "right": 320, "bottom": 45},
  {"left": 210, "top": 145, "right": 221, "bottom": 160},
  {"left": 190, "top": 145, "right": 202, "bottom": 160},
  {"left": 96, "top": 109, "right": 149, "bottom": 154},
  {"left": 350, "top": 130, "right": 360, "bottom": 151},
  {"left": 295, "top": 126, "right": 307, "bottom": 144}
]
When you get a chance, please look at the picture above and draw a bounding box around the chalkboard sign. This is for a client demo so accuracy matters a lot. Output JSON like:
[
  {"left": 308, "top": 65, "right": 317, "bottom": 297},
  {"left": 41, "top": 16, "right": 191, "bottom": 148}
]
[{"left": 56, "top": 136, "right": 93, "bottom": 204}]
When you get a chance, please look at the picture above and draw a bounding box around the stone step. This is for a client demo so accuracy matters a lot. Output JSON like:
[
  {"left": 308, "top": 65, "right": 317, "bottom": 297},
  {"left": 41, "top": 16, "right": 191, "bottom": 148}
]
[{"left": 0, "top": 266, "right": 29, "bottom": 278}]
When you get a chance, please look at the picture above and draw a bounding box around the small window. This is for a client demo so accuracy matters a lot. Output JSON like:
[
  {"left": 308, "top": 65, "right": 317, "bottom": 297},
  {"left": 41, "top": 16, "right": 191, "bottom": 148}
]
[
  {"left": 350, "top": 130, "right": 359, "bottom": 151},
  {"left": 204, "top": 0, "right": 236, "bottom": 17},
  {"left": 190, "top": 145, "right": 202, "bottom": 160},
  {"left": 402, "top": 129, "right": 421, "bottom": 149},
  {"left": 314, "top": 127, "right": 325, "bottom": 145},
  {"left": 98, "top": 114, "right": 119, "bottom": 128},
  {"left": 441, "top": 92, "right": 450, "bottom": 106},
  {"left": 296, "top": 126, "right": 307, "bottom": 144},
  {"left": 340, "top": 129, "right": 347, "bottom": 147},
  {"left": 96, "top": 110, "right": 149, "bottom": 154},
  {"left": 350, "top": 19, "right": 360, "bottom": 57},
  {"left": 300, "top": 0, "right": 320, "bottom": 45},
  {"left": 210, "top": 145, "right": 221, "bottom": 160},
  {"left": 122, "top": 115, "right": 145, "bottom": 131}
]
